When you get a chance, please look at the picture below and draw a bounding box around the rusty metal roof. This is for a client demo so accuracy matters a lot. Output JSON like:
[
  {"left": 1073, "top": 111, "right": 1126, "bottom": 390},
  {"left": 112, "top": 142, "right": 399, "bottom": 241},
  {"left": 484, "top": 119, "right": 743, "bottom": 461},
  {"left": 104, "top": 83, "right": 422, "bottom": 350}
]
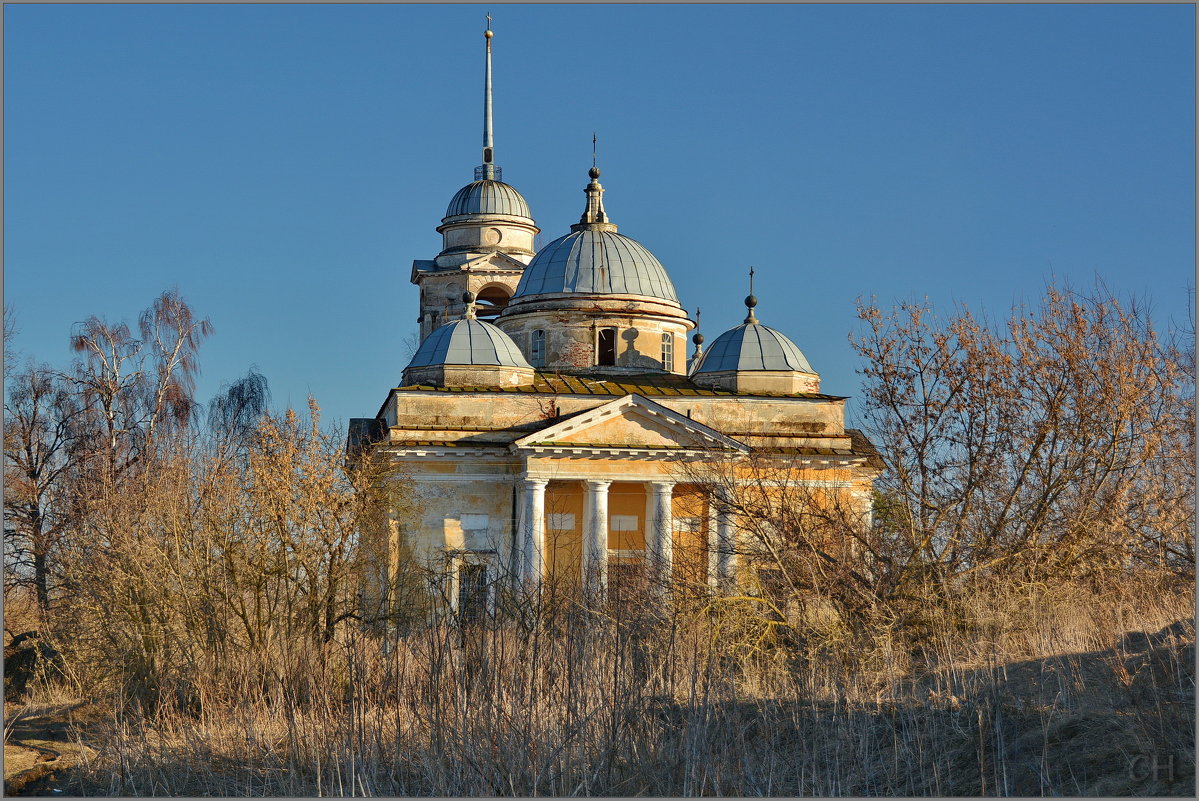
[{"left": 395, "top": 371, "right": 844, "bottom": 399}]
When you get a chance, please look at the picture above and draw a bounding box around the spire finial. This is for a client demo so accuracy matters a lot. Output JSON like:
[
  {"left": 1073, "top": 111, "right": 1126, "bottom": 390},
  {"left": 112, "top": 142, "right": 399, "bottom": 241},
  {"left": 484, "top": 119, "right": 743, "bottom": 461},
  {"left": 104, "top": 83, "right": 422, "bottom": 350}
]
[
  {"left": 477, "top": 15, "right": 500, "bottom": 181},
  {"left": 692, "top": 306, "right": 705, "bottom": 357},
  {"left": 463, "top": 290, "right": 478, "bottom": 320},
  {"left": 744, "top": 267, "right": 759, "bottom": 324},
  {"left": 573, "top": 141, "right": 615, "bottom": 231}
]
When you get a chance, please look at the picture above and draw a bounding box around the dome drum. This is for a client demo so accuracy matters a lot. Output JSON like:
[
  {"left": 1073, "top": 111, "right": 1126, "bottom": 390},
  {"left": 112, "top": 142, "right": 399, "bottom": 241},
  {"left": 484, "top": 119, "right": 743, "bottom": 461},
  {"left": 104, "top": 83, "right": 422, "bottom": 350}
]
[
  {"left": 437, "top": 217, "right": 538, "bottom": 259},
  {"left": 403, "top": 362, "right": 535, "bottom": 389},
  {"left": 691, "top": 369, "right": 821, "bottom": 395},
  {"left": 499, "top": 310, "right": 690, "bottom": 375}
]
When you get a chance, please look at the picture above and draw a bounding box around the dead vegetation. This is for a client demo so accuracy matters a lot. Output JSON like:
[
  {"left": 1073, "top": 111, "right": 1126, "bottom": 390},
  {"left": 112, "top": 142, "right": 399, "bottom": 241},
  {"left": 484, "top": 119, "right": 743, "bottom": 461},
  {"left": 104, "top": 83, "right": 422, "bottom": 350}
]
[
  {"left": 6, "top": 580, "right": 1192, "bottom": 796},
  {"left": 4, "top": 283, "right": 1194, "bottom": 795}
]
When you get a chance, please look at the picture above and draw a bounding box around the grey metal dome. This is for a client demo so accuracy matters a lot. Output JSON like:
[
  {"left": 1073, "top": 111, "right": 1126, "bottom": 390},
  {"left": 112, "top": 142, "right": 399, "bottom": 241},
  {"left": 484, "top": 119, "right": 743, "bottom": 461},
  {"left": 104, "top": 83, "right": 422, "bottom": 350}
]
[
  {"left": 513, "top": 229, "right": 679, "bottom": 301},
  {"left": 444, "top": 179, "right": 532, "bottom": 219},
  {"left": 692, "top": 322, "right": 814, "bottom": 374},
  {"left": 406, "top": 318, "right": 531, "bottom": 369}
]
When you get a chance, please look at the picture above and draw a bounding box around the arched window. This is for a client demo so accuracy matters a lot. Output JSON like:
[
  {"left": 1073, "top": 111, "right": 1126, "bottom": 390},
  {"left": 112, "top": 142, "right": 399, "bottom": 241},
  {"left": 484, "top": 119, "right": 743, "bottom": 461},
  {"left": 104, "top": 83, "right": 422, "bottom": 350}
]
[
  {"left": 597, "top": 328, "right": 617, "bottom": 366},
  {"left": 530, "top": 329, "right": 546, "bottom": 367},
  {"left": 474, "top": 285, "right": 512, "bottom": 318},
  {"left": 661, "top": 333, "right": 674, "bottom": 370}
]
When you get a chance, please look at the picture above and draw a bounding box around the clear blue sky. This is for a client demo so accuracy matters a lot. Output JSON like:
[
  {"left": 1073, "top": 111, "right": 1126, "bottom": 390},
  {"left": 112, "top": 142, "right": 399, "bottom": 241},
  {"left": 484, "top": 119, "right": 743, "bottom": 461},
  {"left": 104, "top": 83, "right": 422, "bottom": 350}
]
[{"left": 5, "top": 4, "right": 1194, "bottom": 429}]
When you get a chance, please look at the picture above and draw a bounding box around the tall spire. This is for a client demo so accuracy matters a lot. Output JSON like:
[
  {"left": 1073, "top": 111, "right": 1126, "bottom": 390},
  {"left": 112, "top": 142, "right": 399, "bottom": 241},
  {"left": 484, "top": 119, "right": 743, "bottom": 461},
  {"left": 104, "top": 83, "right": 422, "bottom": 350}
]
[{"left": 477, "top": 15, "right": 501, "bottom": 181}]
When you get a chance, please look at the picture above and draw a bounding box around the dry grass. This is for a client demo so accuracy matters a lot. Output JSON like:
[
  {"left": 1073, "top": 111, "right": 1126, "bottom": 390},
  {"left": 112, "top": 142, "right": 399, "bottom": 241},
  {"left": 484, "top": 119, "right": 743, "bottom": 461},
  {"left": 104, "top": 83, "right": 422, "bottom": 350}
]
[{"left": 24, "top": 581, "right": 1192, "bottom": 797}]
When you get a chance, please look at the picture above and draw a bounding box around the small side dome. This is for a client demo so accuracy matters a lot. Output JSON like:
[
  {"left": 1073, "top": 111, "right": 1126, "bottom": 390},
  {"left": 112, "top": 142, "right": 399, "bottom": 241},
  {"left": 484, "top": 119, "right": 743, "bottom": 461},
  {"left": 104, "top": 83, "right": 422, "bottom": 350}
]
[
  {"left": 406, "top": 318, "right": 531, "bottom": 369},
  {"left": 444, "top": 180, "right": 532, "bottom": 219},
  {"left": 693, "top": 323, "right": 814, "bottom": 374},
  {"left": 513, "top": 229, "right": 679, "bottom": 301}
]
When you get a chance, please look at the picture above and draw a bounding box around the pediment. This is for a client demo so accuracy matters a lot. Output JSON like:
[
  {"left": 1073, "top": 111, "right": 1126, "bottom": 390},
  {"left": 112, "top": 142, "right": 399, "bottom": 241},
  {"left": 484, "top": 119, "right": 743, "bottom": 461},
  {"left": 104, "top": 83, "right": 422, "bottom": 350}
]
[
  {"left": 511, "top": 394, "right": 750, "bottom": 454},
  {"left": 461, "top": 252, "right": 528, "bottom": 273}
]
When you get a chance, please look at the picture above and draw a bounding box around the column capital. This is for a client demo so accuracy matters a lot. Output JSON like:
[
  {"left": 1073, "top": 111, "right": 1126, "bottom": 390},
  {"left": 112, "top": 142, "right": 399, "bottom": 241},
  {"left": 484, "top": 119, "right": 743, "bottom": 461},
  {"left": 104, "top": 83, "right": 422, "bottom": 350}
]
[
  {"left": 583, "top": 479, "right": 613, "bottom": 491},
  {"left": 649, "top": 480, "right": 675, "bottom": 495},
  {"left": 520, "top": 475, "right": 550, "bottom": 488}
]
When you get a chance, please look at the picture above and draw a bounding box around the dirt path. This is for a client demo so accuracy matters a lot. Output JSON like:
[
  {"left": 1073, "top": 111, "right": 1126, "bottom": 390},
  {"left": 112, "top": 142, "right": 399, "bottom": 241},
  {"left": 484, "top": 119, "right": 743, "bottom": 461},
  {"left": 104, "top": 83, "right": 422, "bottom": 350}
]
[{"left": 4, "top": 702, "right": 100, "bottom": 796}]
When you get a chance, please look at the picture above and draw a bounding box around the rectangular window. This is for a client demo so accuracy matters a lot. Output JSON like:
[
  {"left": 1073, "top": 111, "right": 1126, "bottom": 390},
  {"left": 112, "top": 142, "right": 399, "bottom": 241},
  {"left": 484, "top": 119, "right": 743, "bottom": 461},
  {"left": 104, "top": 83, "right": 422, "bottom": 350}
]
[
  {"left": 598, "top": 328, "right": 617, "bottom": 366},
  {"left": 611, "top": 514, "right": 640, "bottom": 532},
  {"left": 548, "top": 512, "right": 575, "bottom": 530},
  {"left": 661, "top": 332, "right": 674, "bottom": 370},
  {"left": 461, "top": 514, "right": 489, "bottom": 532},
  {"left": 530, "top": 329, "right": 546, "bottom": 367},
  {"left": 458, "top": 563, "right": 489, "bottom": 623}
]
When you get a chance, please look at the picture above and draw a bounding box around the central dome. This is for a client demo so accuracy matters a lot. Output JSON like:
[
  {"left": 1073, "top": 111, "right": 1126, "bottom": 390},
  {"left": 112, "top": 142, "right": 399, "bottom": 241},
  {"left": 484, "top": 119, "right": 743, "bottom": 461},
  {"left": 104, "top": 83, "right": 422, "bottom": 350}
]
[
  {"left": 445, "top": 179, "right": 532, "bottom": 220},
  {"left": 513, "top": 229, "right": 679, "bottom": 301}
]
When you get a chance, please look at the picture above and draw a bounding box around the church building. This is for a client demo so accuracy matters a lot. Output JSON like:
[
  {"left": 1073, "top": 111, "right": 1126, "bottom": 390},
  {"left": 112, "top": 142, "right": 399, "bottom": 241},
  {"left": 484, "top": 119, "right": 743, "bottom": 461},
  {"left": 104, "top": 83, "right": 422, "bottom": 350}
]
[{"left": 350, "top": 23, "right": 881, "bottom": 618}]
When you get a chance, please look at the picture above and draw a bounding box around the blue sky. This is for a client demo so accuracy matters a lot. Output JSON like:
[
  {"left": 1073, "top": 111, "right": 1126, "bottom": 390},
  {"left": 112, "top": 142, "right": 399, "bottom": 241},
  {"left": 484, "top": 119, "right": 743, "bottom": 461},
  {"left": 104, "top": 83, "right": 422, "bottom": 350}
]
[{"left": 4, "top": 3, "right": 1194, "bottom": 428}]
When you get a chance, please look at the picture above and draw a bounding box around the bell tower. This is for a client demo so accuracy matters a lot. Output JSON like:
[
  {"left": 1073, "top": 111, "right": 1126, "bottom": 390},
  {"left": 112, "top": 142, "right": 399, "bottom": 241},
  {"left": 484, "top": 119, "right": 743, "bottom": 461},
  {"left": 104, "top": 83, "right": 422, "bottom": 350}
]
[{"left": 410, "top": 18, "right": 539, "bottom": 341}]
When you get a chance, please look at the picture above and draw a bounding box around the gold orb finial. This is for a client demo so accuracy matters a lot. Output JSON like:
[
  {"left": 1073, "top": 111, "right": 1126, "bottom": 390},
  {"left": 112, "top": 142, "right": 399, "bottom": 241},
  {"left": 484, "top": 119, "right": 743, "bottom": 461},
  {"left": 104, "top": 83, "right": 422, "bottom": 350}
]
[{"left": 484, "top": 29, "right": 493, "bottom": 38}]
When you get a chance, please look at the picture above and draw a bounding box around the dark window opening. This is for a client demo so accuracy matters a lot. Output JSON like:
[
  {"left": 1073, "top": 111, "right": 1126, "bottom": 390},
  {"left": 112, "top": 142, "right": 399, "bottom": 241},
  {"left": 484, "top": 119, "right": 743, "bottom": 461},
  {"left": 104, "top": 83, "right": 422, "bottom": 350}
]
[
  {"left": 530, "top": 330, "right": 546, "bottom": 367},
  {"left": 458, "top": 564, "right": 489, "bottom": 623},
  {"left": 608, "top": 560, "right": 644, "bottom": 607},
  {"left": 475, "top": 286, "right": 511, "bottom": 318},
  {"left": 598, "top": 328, "right": 617, "bottom": 366}
]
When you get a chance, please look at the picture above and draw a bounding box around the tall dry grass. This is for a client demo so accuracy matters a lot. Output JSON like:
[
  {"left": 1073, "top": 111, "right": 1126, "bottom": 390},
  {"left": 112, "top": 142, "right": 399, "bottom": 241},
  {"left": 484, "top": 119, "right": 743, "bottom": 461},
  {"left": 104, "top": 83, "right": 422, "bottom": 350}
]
[{"left": 45, "top": 578, "right": 1194, "bottom": 797}]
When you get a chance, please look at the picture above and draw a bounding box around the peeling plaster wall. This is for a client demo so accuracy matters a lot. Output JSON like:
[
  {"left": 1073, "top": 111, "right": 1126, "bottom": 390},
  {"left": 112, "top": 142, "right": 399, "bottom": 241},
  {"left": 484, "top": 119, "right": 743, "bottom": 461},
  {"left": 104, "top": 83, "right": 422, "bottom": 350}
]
[
  {"left": 415, "top": 269, "right": 528, "bottom": 341},
  {"left": 405, "top": 475, "right": 517, "bottom": 569},
  {"left": 498, "top": 297, "right": 692, "bottom": 374},
  {"left": 438, "top": 217, "right": 538, "bottom": 256},
  {"left": 368, "top": 388, "right": 879, "bottom": 611},
  {"left": 384, "top": 391, "right": 850, "bottom": 448}
]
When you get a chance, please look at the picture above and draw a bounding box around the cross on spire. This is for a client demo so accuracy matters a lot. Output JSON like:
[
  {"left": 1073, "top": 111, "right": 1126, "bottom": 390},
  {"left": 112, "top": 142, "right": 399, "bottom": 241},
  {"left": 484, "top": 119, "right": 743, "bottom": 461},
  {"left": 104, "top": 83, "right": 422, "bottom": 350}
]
[{"left": 744, "top": 266, "right": 759, "bottom": 324}]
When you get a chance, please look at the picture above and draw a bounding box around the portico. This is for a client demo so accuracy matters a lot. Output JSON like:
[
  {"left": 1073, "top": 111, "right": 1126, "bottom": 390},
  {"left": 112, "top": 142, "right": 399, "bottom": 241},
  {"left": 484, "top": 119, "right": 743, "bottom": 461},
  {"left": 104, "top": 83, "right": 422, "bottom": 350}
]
[{"left": 515, "top": 472, "right": 736, "bottom": 600}]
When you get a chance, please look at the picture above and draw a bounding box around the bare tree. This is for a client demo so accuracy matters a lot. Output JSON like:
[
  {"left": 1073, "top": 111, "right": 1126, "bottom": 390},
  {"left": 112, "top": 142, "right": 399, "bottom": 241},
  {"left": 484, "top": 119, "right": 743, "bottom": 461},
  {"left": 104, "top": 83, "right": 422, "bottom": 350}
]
[
  {"left": 3, "top": 364, "right": 85, "bottom": 611},
  {"left": 68, "top": 289, "right": 213, "bottom": 480},
  {"left": 851, "top": 280, "right": 1194, "bottom": 589}
]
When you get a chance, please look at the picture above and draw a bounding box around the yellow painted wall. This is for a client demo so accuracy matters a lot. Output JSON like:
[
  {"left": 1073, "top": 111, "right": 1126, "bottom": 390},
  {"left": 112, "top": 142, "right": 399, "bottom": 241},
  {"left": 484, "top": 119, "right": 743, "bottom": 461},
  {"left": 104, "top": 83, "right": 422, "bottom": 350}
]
[
  {"left": 670, "top": 486, "right": 709, "bottom": 587},
  {"left": 607, "top": 482, "right": 647, "bottom": 551},
  {"left": 544, "top": 481, "right": 583, "bottom": 581}
]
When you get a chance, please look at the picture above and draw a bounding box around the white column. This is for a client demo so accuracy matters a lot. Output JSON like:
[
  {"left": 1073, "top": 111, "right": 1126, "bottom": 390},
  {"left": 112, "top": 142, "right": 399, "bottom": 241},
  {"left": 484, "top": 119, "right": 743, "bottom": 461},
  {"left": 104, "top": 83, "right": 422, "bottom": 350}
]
[
  {"left": 706, "top": 499, "right": 720, "bottom": 591},
  {"left": 521, "top": 478, "right": 548, "bottom": 587},
  {"left": 582, "top": 480, "right": 611, "bottom": 600},
  {"left": 715, "top": 495, "right": 736, "bottom": 587},
  {"left": 646, "top": 481, "right": 675, "bottom": 592}
]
